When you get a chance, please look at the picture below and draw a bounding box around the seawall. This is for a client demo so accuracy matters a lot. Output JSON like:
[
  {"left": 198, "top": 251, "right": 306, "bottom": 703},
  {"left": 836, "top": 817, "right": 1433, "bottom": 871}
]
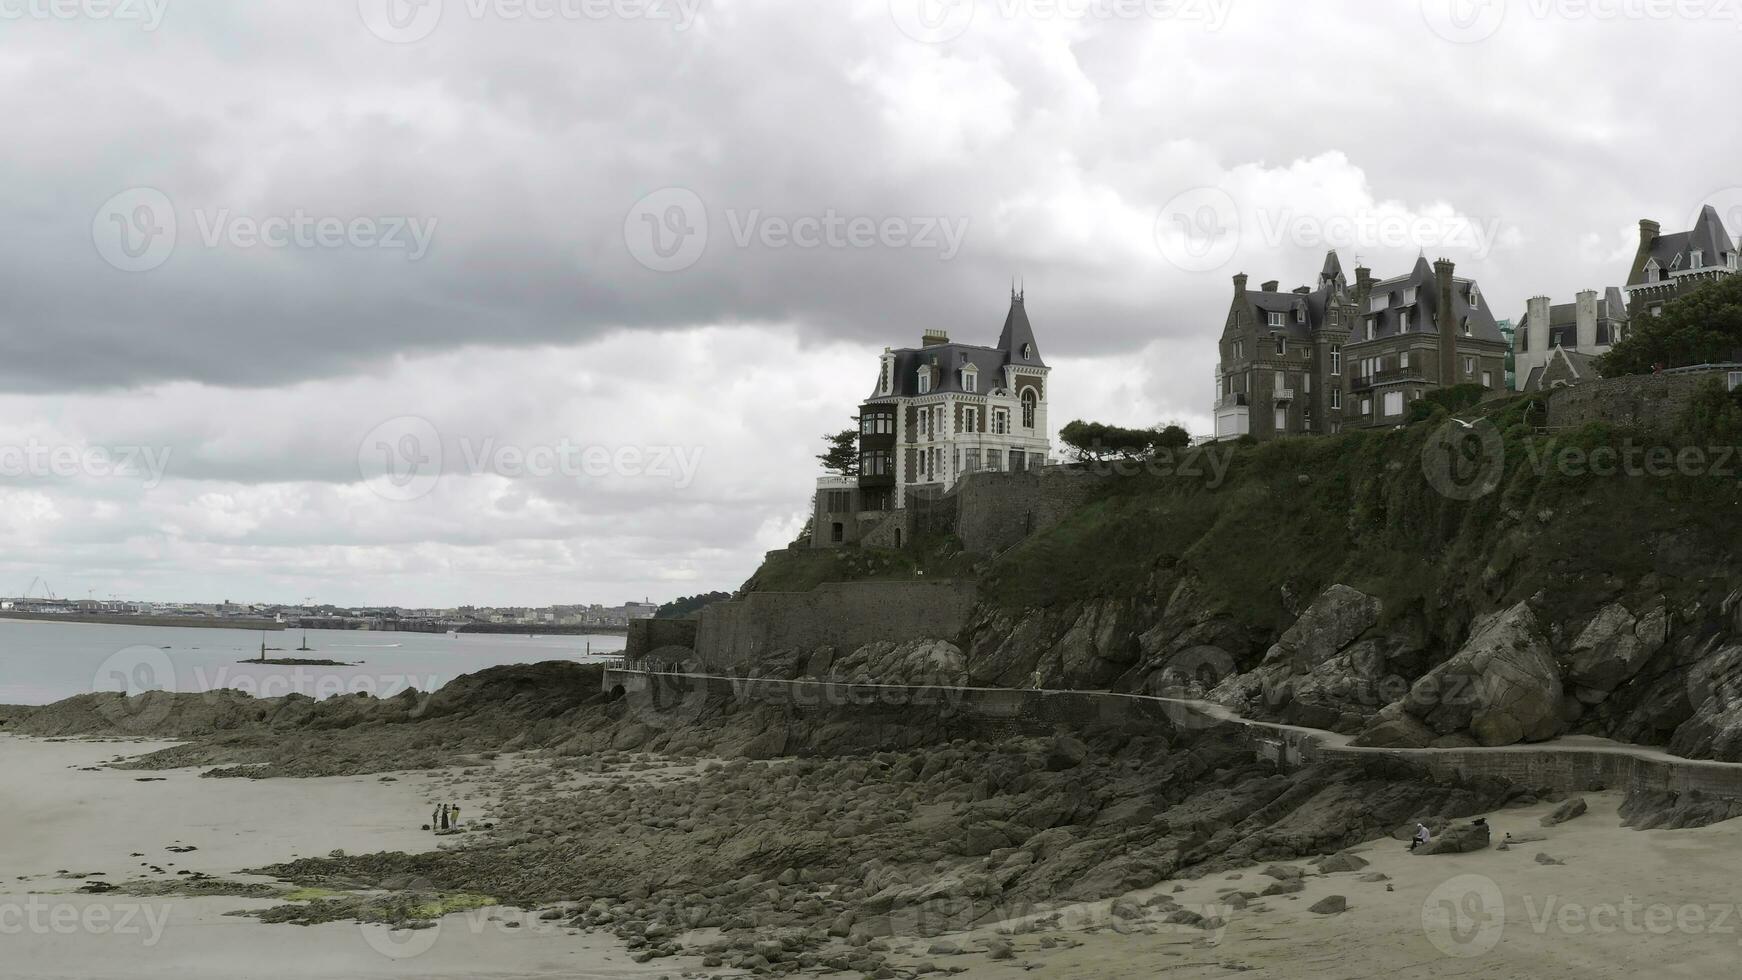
[
  {"left": 602, "top": 670, "right": 1742, "bottom": 802},
  {"left": 689, "top": 581, "right": 978, "bottom": 670}
]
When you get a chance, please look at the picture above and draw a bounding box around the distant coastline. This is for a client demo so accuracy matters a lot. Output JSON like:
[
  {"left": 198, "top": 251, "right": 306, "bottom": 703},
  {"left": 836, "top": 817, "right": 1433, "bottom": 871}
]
[{"left": 0, "top": 612, "right": 286, "bottom": 631}]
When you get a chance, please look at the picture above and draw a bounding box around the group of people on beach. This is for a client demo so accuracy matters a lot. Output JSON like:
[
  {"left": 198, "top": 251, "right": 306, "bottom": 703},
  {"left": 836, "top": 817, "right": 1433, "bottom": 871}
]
[{"left": 431, "top": 802, "right": 462, "bottom": 832}]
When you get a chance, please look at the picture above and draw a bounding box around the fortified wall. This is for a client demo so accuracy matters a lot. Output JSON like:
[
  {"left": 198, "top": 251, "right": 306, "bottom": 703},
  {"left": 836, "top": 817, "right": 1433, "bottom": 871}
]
[
  {"left": 1544, "top": 370, "right": 1731, "bottom": 433},
  {"left": 687, "top": 580, "right": 978, "bottom": 670},
  {"left": 908, "top": 466, "right": 1105, "bottom": 555}
]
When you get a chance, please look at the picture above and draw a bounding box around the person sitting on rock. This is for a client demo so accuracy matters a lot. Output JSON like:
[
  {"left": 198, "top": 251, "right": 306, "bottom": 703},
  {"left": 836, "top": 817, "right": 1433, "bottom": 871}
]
[{"left": 1410, "top": 823, "right": 1431, "bottom": 852}]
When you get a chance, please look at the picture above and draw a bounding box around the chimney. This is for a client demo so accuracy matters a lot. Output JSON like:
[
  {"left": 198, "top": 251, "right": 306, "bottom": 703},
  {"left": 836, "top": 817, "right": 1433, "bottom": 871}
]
[
  {"left": 1261, "top": 280, "right": 1279, "bottom": 292},
  {"left": 1639, "top": 218, "right": 1661, "bottom": 246},
  {"left": 1575, "top": 289, "right": 1599, "bottom": 350},
  {"left": 1293, "top": 286, "right": 1312, "bottom": 295},
  {"left": 1526, "top": 295, "right": 1551, "bottom": 368},
  {"left": 1434, "top": 258, "right": 1458, "bottom": 387},
  {"left": 922, "top": 329, "right": 949, "bottom": 348},
  {"left": 1233, "top": 273, "right": 1248, "bottom": 295}
]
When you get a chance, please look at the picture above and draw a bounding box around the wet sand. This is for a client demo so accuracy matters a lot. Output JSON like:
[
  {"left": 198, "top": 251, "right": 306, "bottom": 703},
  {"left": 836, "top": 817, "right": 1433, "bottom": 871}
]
[{"left": 0, "top": 734, "right": 690, "bottom": 980}]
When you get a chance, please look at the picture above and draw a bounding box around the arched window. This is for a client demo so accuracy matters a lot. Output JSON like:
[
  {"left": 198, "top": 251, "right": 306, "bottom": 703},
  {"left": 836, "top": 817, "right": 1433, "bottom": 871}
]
[{"left": 1021, "top": 388, "right": 1037, "bottom": 429}]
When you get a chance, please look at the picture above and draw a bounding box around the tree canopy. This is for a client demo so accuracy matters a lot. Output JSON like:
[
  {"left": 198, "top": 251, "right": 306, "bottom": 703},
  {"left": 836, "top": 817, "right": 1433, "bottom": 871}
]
[
  {"left": 655, "top": 592, "right": 733, "bottom": 620},
  {"left": 1598, "top": 274, "right": 1742, "bottom": 377},
  {"left": 817, "top": 429, "right": 858, "bottom": 477},
  {"left": 1059, "top": 420, "right": 1192, "bottom": 461}
]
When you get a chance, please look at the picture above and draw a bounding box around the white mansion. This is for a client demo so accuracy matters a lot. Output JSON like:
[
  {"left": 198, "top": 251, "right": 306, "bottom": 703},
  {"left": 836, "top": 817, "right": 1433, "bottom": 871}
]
[{"left": 811, "top": 290, "right": 1053, "bottom": 547}]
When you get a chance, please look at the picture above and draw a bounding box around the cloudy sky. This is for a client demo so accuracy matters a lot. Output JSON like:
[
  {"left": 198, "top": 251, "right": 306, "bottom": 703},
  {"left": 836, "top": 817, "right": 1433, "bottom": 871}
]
[{"left": 2, "top": 0, "right": 1739, "bottom": 607}]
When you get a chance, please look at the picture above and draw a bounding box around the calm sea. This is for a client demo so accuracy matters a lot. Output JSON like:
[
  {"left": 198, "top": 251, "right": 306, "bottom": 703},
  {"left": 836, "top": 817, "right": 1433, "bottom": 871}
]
[{"left": 0, "top": 620, "right": 627, "bottom": 706}]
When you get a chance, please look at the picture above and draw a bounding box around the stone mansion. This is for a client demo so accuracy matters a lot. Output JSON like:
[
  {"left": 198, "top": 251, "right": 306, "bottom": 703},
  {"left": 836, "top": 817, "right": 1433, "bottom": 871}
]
[
  {"left": 1213, "top": 252, "right": 1510, "bottom": 440},
  {"left": 811, "top": 291, "right": 1053, "bottom": 547}
]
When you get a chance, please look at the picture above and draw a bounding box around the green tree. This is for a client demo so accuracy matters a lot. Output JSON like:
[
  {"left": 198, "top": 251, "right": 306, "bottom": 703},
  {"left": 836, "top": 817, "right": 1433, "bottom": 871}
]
[
  {"left": 1599, "top": 275, "right": 1742, "bottom": 376},
  {"left": 817, "top": 429, "right": 859, "bottom": 477},
  {"left": 655, "top": 592, "right": 732, "bottom": 619},
  {"left": 1059, "top": 420, "right": 1191, "bottom": 461}
]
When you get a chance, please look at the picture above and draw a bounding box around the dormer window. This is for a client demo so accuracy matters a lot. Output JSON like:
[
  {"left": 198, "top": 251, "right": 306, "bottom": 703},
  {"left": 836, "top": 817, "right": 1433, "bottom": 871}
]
[
  {"left": 1468, "top": 284, "right": 1480, "bottom": 310},
  {"left": 1399, "top": 311, "right": 1411, "bottom": 332},
  {"left": 917, "top": 368, "right": 931, "bottom": 395},
  {"left": 1461, "top": 317, "right": 1472, "bottom": 336},
  {"left": 1644, "top": 258, "right": 1661, "bottom": 283},
  {"left": 1295, "top": 306, "right": 1306, "bottom": 325},
  {"left": 1670, "top": 253, "right": 1683, "bottom": 271},
  {"left": 1267, "top": 311, "right": 1284, "bottom": 328},
  {"left": 1021, "top": 343, "right": 1033, "bottom": 360},
  {"left": 962, "top": 367, "right": 978, "bottom": 393},
  {"left": 1692, "top": 249, "right": 1704, "bottom": 268},
  {"left": 1403, "top": 287, "right": 1417, "bottom": 305}
]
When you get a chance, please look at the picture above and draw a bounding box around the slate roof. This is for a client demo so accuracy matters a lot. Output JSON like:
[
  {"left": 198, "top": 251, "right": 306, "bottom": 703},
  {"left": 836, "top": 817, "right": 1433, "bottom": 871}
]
[
  {"left": 1629, "top": 205, "right": 1738, "bottom": 286},
  {"left": 870, "top": 294, "right": 1047, "bottom": 399},
  {"left": 1358, "top": 256, "right": 1504, "bottom": 344}
]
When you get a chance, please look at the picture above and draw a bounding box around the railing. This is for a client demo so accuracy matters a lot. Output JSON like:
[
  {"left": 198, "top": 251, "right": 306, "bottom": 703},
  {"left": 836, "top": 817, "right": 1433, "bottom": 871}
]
[{"left": 1273, "top": 387, "right": 1295, "bottom": 402}]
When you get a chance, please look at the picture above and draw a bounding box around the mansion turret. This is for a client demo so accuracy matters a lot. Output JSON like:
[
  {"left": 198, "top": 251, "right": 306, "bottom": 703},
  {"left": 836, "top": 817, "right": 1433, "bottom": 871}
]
[{"left": 812, "top": 291, "right": 1052, "bottom": 547}]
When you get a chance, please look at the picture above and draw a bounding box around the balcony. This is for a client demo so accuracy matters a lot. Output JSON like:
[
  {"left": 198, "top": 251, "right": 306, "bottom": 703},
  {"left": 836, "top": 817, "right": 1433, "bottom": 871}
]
[
  {"left": 1215, "top": 392, "right": 1249, "bottom": 410},
  {"left": 1351, "top": 366, "right": 1425, "bottom": 392},
  {"left": 1273, "top": 388, "right": 1296, "bottom": 403}
]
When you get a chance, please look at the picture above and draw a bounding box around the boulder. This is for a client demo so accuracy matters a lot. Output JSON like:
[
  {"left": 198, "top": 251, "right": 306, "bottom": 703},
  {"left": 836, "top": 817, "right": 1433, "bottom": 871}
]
[
  {"left": 1567, "top": 603, "right": 1665, "bottom": 693},
  {"left": 1539, "top": 797, "right": 1587, "bottom": 827},
  {"left": 1308, "top": 895, "right": 1348, "bottom": 915},
  {"left": 1406, "top": 602, "right": 1563, "bottom": 746},
  {"left": 1262, "top": 585, "right": 1383, "bottom": 675},
  {"left": 1413, "top": 821, "right": 1490, "bottom": 855},
  {"left": 1317, "top": 852, "right": 1369, "bottom": 874},
  {"left": 1354, "top": 705, "right": 1438, "bottom": 749}
]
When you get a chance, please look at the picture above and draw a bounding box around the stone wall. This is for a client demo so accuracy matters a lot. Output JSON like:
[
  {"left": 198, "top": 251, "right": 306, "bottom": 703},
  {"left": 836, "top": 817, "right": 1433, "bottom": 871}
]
[
  {"left": 950, "top": 467, "right": 1106, "bottom": 555},
  {"left": 691, "top": 580, "right": 979, "bottom": 669},
  {"left": 1544, "top": 371, "right": 1727, "bottom": 433},
  {"left": 625, "top": 618, "right": 699, "bottom": 661}
]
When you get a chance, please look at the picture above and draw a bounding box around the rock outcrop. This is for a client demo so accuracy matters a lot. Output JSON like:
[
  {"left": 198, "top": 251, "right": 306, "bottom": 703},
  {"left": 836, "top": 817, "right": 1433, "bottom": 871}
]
[{"left": 1363, "top": 601, "right": 1562, "bottom": 748}]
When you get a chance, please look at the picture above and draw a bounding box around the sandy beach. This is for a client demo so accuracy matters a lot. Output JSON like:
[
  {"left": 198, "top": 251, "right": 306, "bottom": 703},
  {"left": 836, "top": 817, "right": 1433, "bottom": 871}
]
[
  {"left": 0, "top": 734, "right": 693, "bottom": 980},
  {"left": 900, "top": 793, "right": 1742, "bottom": 979}
]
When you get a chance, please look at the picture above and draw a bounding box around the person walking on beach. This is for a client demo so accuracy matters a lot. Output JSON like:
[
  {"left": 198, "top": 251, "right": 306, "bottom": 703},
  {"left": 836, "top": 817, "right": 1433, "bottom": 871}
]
[
  {"left": 431, "top": 805, "right": 440, "bottom": 831},
  {"left": 439, "top": 804, "right": 450, "bottom": 831},
  {"left": 450, "top": 803, "right": 461, "bottom": 828},
  {"left": 1409, "top": 823, "right": 1430, "bottom": 852}
]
